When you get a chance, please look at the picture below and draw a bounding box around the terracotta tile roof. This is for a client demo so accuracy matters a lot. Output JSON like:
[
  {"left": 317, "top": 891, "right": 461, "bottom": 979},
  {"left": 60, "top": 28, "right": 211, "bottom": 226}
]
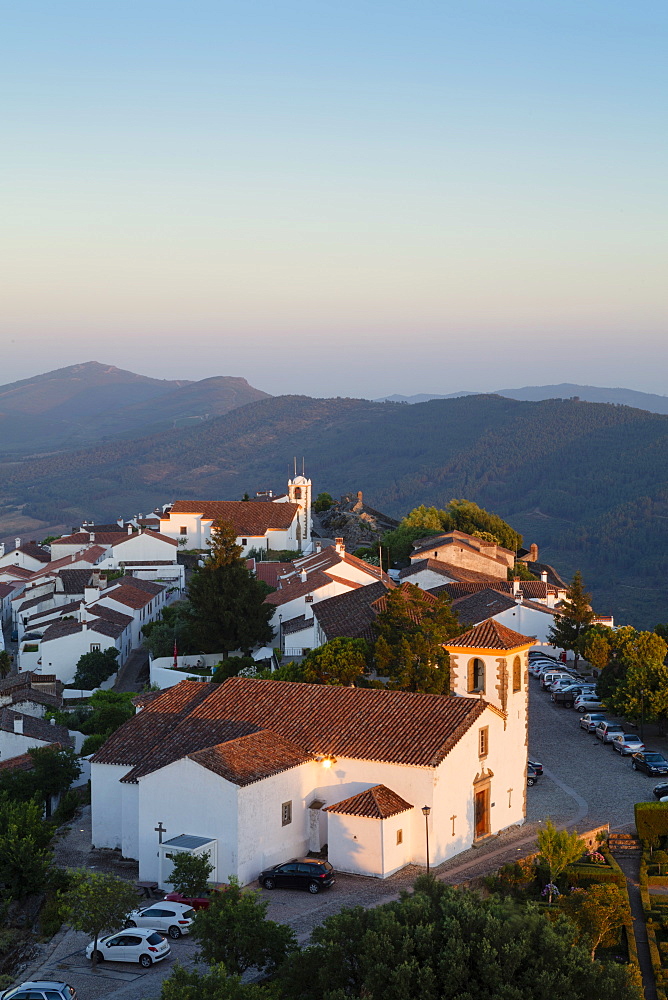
[
  {"left": 58, "top": 569, "right": 97, "bottom": 594},
  {"left": 325, "top": 784, "right": 413, "bottom": 819},
  {"left": 313, "top": 581, "right": 391, "bottom": 641},
  {"left": 166, "top": 501, "right": 300, "bottom": 535},
  {"left": 51, "top": 532, "right": 121, "bottom": 548},
  {"left": 451, "top": 589, "right": 518, "bottom": 624},
  {"left": 10, "top": 688, "right": 62, "bottom": 710},
  {"left": 100, "top": 584, "right": 154, "bottom": 610},
  {"left": 0, "top": 750, "right": 39, "bottom": 772},
  {"left": 0, "top": 582, "right": 20, "bottom": 598},
  {"left": 27, "top": 599, "right": 81, "bottom": 622},
  {"left": 0, "top": 672, "right": 42, "bottom": 694},
  {"left": 111, "top": 531, "right": 177, "bottom": 548},
  {"left": 0, "top": 566, "right": 33, "bottom": 579},
  {"left": 0, "top": 708, "right": 73, "bottom": 746},
  {"left": 123, "top": 718, "right": 260, "bottom": 783},
  {"left": 18, "top": 589, "right": 55, "bottom": 613},
  {"left": 87, "top": 604, "right": 134, "bottom": 628},
  {"left": 17, "top": 542, "right": 51, "bottom": 563},
  {"left": 526, "top": 562, "right": 568, "bottom": 589},
  {"left": 91, "top": 681, "right": 215, "bottom": 765},
  {"left": 293, "top": 546, "right": 391, "bottom": 586},
  {"left": 132, "top": 691, "right": 162, "bottom": 709},
  {"left": 42, "top": 620, "right": 82, "bottom": 642},
  {"left": 189, "top": 729, "right": 314, "bottom": 786},
  {"left": 411, "top": 530, "right": 514, "bottom": 562},
  {"left": 254, "top": 562, "right": 295, "bottom": 588},
  {"left": 263, "top": 570, "right": 333, "bottom": 606},
  {"left": 114, "top": 577, "right": 165, "bottom": 596},
  {"left": 447, "top": 619, "right": 535, "bottom": 650},
  {"left": 80, "top": 545, "right": 107, "bottom": 564},
  {"left": 281, "top": 615, "right": 314, "bottom": 635},
  {"left": 400, "top": 559, "right": 502, "bottom": 585},
  {"left": 145, "top": 677, "right": 487, "bottom": 772},
  {"left": 90, "top": 619, "right": 126, "bottom": 639}
]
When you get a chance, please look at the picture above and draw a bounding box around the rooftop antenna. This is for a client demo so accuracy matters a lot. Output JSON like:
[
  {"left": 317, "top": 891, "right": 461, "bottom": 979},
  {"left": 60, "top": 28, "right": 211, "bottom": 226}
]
[
  {"left": 379, "top": 544, "right": 383, "bottom": 575},
  {"left": 294, "top": 456, "right": 297, "bottom": 478},
  {"left": 302, "top": 456, "right": 305, "bottom": 477}
]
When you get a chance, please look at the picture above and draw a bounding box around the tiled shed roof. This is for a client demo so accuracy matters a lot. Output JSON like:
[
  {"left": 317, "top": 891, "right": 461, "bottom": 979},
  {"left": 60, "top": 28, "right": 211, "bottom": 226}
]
[
  {"left": 0, "top": 709, "right": 73, "bottom": 747},
  {"left": 325, "top": 784, "right": 413, "bottom": 819},
  {"left": 447, "top": 619, "right": 534, "bottom": 650},
  {"left": 189, "top": 729, "right": 314, "bottom": 786}
]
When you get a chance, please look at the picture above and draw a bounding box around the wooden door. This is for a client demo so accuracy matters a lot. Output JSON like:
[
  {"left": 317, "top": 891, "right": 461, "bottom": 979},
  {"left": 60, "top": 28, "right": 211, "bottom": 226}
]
[{"left": 474, "top": 787, "right": 489, "bottom": 839}]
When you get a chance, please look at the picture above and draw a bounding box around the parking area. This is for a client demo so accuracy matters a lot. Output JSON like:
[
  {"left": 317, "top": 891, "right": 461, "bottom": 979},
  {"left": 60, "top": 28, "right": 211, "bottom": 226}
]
[{"left": 527, "top": 669, "right": 665, "bottom": 830}]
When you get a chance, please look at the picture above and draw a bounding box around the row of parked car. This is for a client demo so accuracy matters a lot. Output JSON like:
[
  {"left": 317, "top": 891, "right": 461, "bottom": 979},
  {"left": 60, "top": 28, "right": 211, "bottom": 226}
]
[{"left": 529, "top": 650, "right": 668, "bottom": 788}]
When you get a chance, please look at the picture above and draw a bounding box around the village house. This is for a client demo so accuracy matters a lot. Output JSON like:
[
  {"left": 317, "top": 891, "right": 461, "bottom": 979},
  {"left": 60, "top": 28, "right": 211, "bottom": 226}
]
[
  {"left": 90, "top": 620, "right": 532, "bottom": 885},
  {"left": 409, "top": 530, "right": 515, "bottom": 581},
  {"left": 0, "top": 708, "right": 73, "bottom": 761},
  {"left": 0, "top": 539, "right": 51, "bottom": 574}
]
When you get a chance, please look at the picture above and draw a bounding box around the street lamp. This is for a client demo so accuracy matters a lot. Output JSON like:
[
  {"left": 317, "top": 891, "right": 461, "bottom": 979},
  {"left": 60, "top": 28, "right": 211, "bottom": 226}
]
[
  {"left": 422, "top": 805, "right": 431, "bottom": 873},
  {"left": 641, "top": 689, "right": 645, "bottom": 742}
]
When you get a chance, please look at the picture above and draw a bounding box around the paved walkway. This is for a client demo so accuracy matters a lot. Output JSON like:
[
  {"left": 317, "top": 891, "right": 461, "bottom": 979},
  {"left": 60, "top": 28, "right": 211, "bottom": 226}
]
[
  {"left": 114, "top": 649, "right": 149, "bottom": 693},
  {"left": 614, "top": 850, "right": 657, "bottom": 1000}
]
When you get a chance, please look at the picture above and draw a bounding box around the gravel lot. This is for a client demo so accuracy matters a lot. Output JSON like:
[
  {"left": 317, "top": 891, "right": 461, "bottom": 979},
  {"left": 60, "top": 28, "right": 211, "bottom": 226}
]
[{"left": 25, "top": 676, "right": 664, "bottom": 999}]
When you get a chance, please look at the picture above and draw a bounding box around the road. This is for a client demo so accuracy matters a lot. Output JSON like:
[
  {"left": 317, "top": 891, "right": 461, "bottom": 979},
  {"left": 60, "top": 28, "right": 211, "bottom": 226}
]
[{"left": 23, "top": 675, "right": 663, "bottom": 998}]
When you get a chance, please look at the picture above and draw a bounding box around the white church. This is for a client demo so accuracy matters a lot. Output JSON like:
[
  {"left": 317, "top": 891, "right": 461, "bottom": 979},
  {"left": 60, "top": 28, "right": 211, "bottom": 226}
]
[
  {"left": 159, "top": 475, "right": 313, "bottom": 556},
  {"left": 90, "top": 619, "right": 532, "bottom": 887}
]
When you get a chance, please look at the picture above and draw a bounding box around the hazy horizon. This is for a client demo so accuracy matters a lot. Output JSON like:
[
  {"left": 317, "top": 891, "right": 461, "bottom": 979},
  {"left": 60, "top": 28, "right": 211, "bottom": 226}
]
[{"left": 2, "top": 1, "right": 666, "bottom": 398}]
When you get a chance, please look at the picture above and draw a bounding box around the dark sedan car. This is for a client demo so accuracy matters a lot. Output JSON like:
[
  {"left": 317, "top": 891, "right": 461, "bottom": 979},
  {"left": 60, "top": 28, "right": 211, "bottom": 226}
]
[
  {"left": 528, "top": 759, "right": 543, "bottom": 775},
  {"left": 527, "top": 764, "right": 541, "bottom": 786},
  {"left": 631, "top": 752, "right": 668, "bottom": 776},
  {"left": 653, "top": 782, "right": 668, "bottom": 800},
  {"left": 259, "top": 859, "right": 335, "bottom": 894}
]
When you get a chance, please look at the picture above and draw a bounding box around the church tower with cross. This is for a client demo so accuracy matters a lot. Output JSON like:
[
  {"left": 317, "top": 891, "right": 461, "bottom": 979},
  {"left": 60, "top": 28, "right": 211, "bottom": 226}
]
[{"left": 286, "top": 470, "right": 312, "bottom": 552}]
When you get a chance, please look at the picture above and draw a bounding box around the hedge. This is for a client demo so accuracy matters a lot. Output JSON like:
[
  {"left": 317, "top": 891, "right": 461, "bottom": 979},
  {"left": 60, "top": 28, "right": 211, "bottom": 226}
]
[{"left": 635, "top": 802, "right": 668, "bottom": 845}]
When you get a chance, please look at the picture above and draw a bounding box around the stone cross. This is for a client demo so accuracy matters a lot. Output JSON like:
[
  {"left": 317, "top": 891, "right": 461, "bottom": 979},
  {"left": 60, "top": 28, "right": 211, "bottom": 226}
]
[
  {"left": 450, "top": 814, "right": 457, "bottom": 836},
  {"left": 155, "top": 821, "right": 167, "bottom": 844}
]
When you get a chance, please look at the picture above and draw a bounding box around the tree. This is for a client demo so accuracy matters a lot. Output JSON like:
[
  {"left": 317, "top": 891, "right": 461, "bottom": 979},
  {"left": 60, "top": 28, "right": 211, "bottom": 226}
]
[
  {"left": 78, "top": 689, "right": 137, "bottom": 737},
  {"left": 537, "top": 819, "right": 586, "bottom": 892},
  {"left": 188, "top": 562, "right": 274, "bottom": 657},
  {"left": 547, "top": 571, "right": 595, "bottom": 664},
  {"left": 72, "top": 647, "right": 119, "bottom": 688},
  {"left": 598, "top": 628, "right": 668, "bottom": 724},
  {"left": 0, "top": 746, "right": 81, "bottom": 809},
  {"left": 167, "top": 851, "right": 215, "bottom": 896},
  {"left": 0, "top": 796, "right": 55, "bottom": 899},
  {"left": 160, "top": 963, "right": 279, "bottom": 1000},
  {"left": 558, "top": 883, "right": 628, "bottom": 960},
  {"left": 370, "top": 585, "right": 460, "bottom": 694},
  {"left": 279, "top": 874, "right": 642, "bottom": 1000},
  {"left": 301, "top": 638, "right": 369, "bottom": 686},
  {"left": 313, "top": 492, "right": 334, "bottom": 513},
  {"left": 207, "top": 520, "right": 244, "bottom": 568},
  {"left": 0, "top": 650, "right": 12, "bottom": 680},
  {"left": 583, "top": 630, "right": 612, "bottom": 674},
  {"left": 60, "top": 870, "right": 139, "bottom": 969},
  {"left": 142, "top": 600, "right": 198, "bottom": 658},
  {"left": 190, "top": 877, "right": 296, "bottom": 976}
]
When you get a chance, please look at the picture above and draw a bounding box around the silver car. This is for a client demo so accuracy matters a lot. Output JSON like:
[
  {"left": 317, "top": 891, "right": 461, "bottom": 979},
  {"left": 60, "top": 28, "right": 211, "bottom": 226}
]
[
  {"left": 0, "top": 986, "right": 76, "bottom": 1000},
  {"left": 579, "top": 712, "right": 607, "bottom": 732},
  {"left": 611, "top": 733, "right": 645, "bottom": 756}
]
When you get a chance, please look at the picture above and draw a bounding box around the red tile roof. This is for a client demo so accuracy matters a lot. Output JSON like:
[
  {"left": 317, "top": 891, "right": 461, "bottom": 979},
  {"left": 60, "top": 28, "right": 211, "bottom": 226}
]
[
  {"left": 254, "top": 562, "right": 295, "bottom": 588},
  {"left": 325, "top": 784, "right": 413, "bottom": 819},
  {"left": 312, "top": 582, "right": 390, "bottom": 641},
  {"left": 51, "top": 532, "right": 122, "bottom": 547},
  {"left": 0, "top": 709, "right": 73, "bottom": 746},
  {"left": 166, "top": 501, "right": 300, "bottom": 535},
  {"left": 447, "top": 619, "right": 535, "bottom": 650},
  {"left": 189, "top": 729, "right": 314, "bottom": 786},
  {"left": 263, "top": 570, "right": 333, "bottom": 606},
  {"left": 100, "top": 584, "right": 154, "bottom": 609},
  {"left": 111, "top": 531, "right": 177, "bottom": 548},
  {"left": 400, "top": 559, "right": 502, "bottom": 585}
]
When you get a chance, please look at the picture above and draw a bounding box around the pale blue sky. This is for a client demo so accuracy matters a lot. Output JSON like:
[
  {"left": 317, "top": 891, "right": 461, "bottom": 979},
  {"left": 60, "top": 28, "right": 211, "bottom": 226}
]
[{"left": 1, "top": 1, "right": 666, "bottom": 397}]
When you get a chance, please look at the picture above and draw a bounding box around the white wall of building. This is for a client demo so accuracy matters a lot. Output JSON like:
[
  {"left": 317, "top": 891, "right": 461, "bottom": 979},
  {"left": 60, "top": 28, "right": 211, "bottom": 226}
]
[
  {"left": 327, "top": 810, "right": 413, "bottom": 879},
  {"left": 91, "top": 761, "right": 133, "bottom": 849},
  {"left": 491, "top": 604, "right": 555, "bottom": 645}
]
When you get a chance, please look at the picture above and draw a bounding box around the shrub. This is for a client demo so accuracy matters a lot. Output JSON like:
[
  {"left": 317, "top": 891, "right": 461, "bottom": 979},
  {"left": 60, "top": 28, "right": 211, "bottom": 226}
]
[
  {"left": 52, "top": 789, "right": 80, "bottom": 825},
  {"left": 80, "top": 733, "right": 107, "bottom": 756},
  {"left": 635, "top": 802, "right": 668, "bottom": 847}
]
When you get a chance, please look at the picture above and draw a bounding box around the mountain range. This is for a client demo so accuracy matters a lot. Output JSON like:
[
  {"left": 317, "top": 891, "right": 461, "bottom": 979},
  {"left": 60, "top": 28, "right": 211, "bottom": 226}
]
[
  {"left": 1, "top": 365, "right": 668, "bottom": 629},
  {"left": 377, "top": 384, "right": 668, "bottom": 413}
]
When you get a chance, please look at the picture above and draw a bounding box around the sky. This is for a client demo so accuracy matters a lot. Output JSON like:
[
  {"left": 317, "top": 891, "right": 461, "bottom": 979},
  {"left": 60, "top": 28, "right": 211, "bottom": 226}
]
[{"left": 1, "top": 0, "right": 666, "bottom": 399}]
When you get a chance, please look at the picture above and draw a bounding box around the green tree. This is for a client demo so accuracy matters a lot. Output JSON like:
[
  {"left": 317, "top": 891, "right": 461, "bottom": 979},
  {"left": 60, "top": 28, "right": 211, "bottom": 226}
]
[
  {"left": 370, "top": 585, "right": 459, "bottom": 693},
  {"left": 78, "top": 689, "right": 137, "bottom": 737},
  {"left": 60, "top": 870, "right": 139, "bottom": 969},
  {"left": 0, "top": 746, "right": 81, "bottom": 809},
  {"left": 603, "top": 629, "right": 668, "bottom": 724},
  {"left": 167, "top": 851, "right": 215, "bottom": 896},
  {"left": 188, "top": 561, "right": 273, "bottom": 658},
  {"left": 313, "top": 492, "right": 334, "bottom": 513},
  {"left": 301, "top": 638, "right": 369, "bottom": 686},
  {"left": 279, "top": 874, "right": 641, "bottom": 1000},
  {"left": 583, "top": 629, "right": 612, "bottom": 674},
  {"left": 73, "top": 647, "right": 120, "bottom": 688},
  {"left": 0, "top": 650, "right": 12, "bottom": 680},
  {"left": 0, "top": 796, "right": 55, "bottom": 899},
  {"left": 190, "top": 877, "right": 296, "bottom": 976},
  {"left": 538, "top": 820, "right": 586, "bottom": 892},
  {"left": 160, "top": 963, "right": 279, "bottom": 1000},
  {"left": 142, "top": 600, "right": 198, "bottom": 658},
  {"left": 206, "top": 519, "right": 244, "bottom": 568},
  {"left": 558, "top": 883, "right": 628, "bottom": 960},
  {"left": 547, "top": 571, "right": 595, "bottom": 664}
]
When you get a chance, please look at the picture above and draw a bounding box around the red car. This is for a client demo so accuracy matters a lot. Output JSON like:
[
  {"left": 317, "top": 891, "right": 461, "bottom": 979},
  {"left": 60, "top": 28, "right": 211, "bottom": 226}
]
[{"left": 163, "top": 886, "right": 225, "bottom": 911}]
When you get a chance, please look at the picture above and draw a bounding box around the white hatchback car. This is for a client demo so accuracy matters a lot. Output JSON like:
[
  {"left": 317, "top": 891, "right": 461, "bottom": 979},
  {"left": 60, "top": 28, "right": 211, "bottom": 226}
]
[
  {"left": 86, "top": 928, "right": 170, "bottom": 967},
  {"left": 125, "top": 901, "right": 195, "bottom": 938}
]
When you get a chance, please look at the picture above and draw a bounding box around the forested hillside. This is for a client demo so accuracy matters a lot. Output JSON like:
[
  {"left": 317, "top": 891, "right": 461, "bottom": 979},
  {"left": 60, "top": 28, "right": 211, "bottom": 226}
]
[{"left": 1, "top": 393, "right": 666, "bottom": 627}]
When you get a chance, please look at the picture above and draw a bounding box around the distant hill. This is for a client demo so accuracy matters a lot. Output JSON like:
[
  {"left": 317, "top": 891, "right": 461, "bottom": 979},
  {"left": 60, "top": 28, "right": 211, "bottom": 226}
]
[
  {"left": 0, "top": 362, "right": 270, "bottom": 453},
  {"left": 377, "top": 383, "right": 668, "bottom": 414},
  {"left": 1, "top": 392, "right": 668, "bottom": 628}
]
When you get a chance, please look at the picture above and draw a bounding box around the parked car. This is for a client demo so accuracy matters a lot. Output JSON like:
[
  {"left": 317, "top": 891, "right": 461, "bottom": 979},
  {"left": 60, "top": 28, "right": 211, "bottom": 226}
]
[
  {"left": 548, "top": 677, "right": 579, "bottom": 693},
  {"left": 631, "top": 752, "right": 668, "bottom": 776},
  {"left": 259, "top": 859, "right": 335, "bottom": 893},
  {"left": 85, "top": 928, "right": 171, "bottom": 967},
  {"left": 529, "top": 651, "right": 557, "bottom": 662},
  {"left": 541, "top": 671, "right": 575, "bottom": 691},
  {"left": 611, "top": 734, "right": 645, "bottom": 756},
  {"left": 527, "top": 764, "right": 541, "bottom": 786},
  {"left": 580, "top": 712, "right": 607, "bottom": 732},
  {"left": 551, "top": 684, "right": 596, "bottom": 708},
  {"left": 528, "top": 758, "right": 543, "bottom": 775},
  {"left": 653, "top": 782, "right": 668, "bottom": 800},
  {"left": 125, "top": 901, "right": 195, "bottom": 938},
  {"left": 163, "top": 887, "right": 225, "bottom": 911},
  {"left": 0, "top": 985, "right": 76, "bottom": 1000},
  {"left": 595, "top": 721, "right": 625, "bottom": 744},
  {"left": 574, "top": 694, "right": 603, "bottom": 711}
]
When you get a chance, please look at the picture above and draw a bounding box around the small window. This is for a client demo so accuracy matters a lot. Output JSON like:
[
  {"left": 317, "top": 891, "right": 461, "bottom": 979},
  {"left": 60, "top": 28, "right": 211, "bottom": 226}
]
[
  {"left": 479, "top": 726, "right": 489, "bottom": 758},
  {"left": 396, "top": 829, "right": 403, "bottom": 845},
  {"left": 180, "top": 526, "right": 187, "bottom": 535},
  {"left": 305, "top": 594, "right": 314, "bottom": 603},
  {"left": 513, "top": 656, "right": 522, "bottom": 692},
  {"left": 281, "top": 801, "right": 292, "bottom": 826},
  {"left": 468, "top": 657, "right": 485, "bottom": 694},
  {"left": 90, "top": 643, "right": 100, "bottom": 652},
  {"left": 241, "top": 538, "right": 247, "bottom": 546}
]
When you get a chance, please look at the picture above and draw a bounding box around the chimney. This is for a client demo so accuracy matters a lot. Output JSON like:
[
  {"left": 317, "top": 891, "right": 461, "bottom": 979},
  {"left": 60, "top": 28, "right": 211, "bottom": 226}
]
[
  {"left": 316, "top": 541, "right": 322, "bottom": 553},
  {"left": 13, "top": 718, "right": 23, "bottom": 735},
  {"left": 540, "top": 570, "right": 548, "bottom": 584},
  {"left": 15, "top": 537, "right": 21, "bottom": 550},
  {"left": 50, "top": 716, "right": 56, "bottom": 725},
  {"left": 0, "top": 543, "right": 4, "bottom": 558},
  {"left": 92, "top": 570, "right": 100, "bottom": 586},
  {"left": 335, "top": 537, "right": 345, "bottom": 555},
  {"left": 530, "top": 543, "right": 539, "bottom": 562},
  {"left": 128, "top": 525, "right": 133, "bottom": 535},
  {"left": 300, "top": 570, "right": 308, "bottom": 583},
  {"left": 512, "top": 576, "right": 521, "bottom": 596},
  {"left": 117, "top": 517, "right": 124, "bottom": 527}
]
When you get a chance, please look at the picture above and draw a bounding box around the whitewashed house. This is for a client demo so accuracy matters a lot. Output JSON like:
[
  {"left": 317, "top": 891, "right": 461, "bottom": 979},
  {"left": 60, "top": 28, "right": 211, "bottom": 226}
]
[
  {"left": 159, "top": 496, "right": 303, "bottom": 556},
  {"left": 0, "top": 708, "right": 73, "bottom": 761},
  {"left": 91, "top": 620, "right": 532, "bottom": 885},
  {"left": 0, "top": 540, "right": 51, "bottom": 574}
]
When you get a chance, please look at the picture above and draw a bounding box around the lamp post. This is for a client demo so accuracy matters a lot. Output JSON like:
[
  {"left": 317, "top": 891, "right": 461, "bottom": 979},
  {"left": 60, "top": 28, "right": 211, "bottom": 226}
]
[
  {"left": 641, "top": 689, "right": 645, "bottom": 742},
  {"left": 278, "top": 614, "right": 283, "bottom": 655},
  {"left": 422, "top": 805, "right": 431, "bottom": 873}
]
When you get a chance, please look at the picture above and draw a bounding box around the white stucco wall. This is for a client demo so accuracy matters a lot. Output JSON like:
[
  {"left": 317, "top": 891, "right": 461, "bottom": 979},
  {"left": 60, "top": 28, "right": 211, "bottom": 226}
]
[
  {"left": 91, "top": 762, "right": 133, "bottom": 849},
  {"left": 39, "top": 627, "right": 124, "bottom": 685},
  {"left": 400, "top": 568, "right": 456, "bottom": 590},
  {"left": 0, "top": 730, "right": 53, "bottom": 760},
  {"left": 491, "top": 604, "right": 555, "bottom": 645}
]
